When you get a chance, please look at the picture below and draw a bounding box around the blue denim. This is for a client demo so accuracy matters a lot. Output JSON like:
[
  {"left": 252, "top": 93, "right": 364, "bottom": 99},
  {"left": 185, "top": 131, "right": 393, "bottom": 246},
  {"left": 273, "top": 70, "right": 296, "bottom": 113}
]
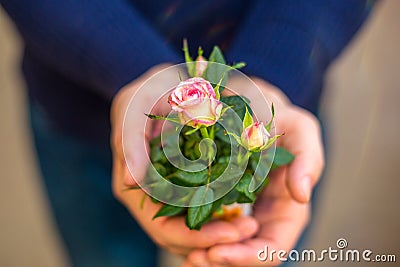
[{"left": 29, "top": 102, "right": 158, "bottom": 267}]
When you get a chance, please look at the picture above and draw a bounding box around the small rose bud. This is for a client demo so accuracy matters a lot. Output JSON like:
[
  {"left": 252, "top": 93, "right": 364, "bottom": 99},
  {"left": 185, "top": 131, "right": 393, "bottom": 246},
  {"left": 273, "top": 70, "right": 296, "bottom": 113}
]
[
  {"left": 241, "top": 122, "right": 271, "bottom": 151},
  {"left": 168, "top": 77, "right": 222, "bottom": 128},
  {"left": 195, "top": 55, "right": 208, "bottom": 77}
]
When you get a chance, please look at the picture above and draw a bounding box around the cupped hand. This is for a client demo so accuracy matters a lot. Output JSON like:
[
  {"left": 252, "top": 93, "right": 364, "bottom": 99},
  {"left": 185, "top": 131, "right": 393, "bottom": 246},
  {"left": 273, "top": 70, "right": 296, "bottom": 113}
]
[
  {"left": 183, "top": 78, "right": 325, "bottom": 266},
  {"left": 110, "top": 64, "right": 259, "bottom": 256}
]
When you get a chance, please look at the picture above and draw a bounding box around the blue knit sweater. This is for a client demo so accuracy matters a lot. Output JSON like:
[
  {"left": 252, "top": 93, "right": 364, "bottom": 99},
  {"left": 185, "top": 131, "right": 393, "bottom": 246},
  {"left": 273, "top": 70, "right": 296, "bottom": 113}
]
[{"left": 1, "top": 0, "right": 373, "bottom": 142}]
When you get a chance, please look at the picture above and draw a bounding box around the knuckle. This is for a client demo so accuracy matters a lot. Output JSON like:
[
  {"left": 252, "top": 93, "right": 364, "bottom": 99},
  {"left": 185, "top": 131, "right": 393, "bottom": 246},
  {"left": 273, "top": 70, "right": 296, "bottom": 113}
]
[{"left": 298, "top": 109, "right": 321, "bottom": 132}]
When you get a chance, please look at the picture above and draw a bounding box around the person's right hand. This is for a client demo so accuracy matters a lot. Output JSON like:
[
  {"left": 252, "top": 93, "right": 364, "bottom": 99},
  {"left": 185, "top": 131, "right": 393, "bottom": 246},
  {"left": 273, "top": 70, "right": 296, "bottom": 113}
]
[{"left": 110, "top": 64, "right": 260, "bottom": 256}]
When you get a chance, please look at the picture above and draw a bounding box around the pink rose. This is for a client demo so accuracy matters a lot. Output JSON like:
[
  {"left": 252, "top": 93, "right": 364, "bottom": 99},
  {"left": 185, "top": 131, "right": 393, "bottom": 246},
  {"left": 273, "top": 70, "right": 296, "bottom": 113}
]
[
  {"left": 195, "top": 55, "right": 208, "bottom": 77},
  {"left": 168, "top": 77, "right": 222, "bottom": 128},
  {"left": 241, "top": 122, "right": 271, "bottom": 151}
]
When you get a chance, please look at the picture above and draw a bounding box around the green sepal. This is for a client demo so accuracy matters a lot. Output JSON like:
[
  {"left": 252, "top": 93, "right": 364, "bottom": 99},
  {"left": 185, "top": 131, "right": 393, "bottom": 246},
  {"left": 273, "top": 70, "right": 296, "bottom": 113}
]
[
  {"left": 230, "top": 62, "right": 246, "bottom": 70},
  {"left": 225, "top": 131, "right": 242, "bottom": 146},
  {"left": 144, "top": 113, "right": 181, "bottom": 124},
  {"left": 213, "top": 74, "right": 225, "bottom": 100},
  {"left": 185, "top": 127, "right": 200, "bottom": 136},
  {"left": 243, "top": 106, "right": 253, "bottom": 129},
  {"left": 255, "top": 133, "right": 284, "bottom": 152},
  {"left": 265, "top": 103, "right": 275, "bottom": 132}
]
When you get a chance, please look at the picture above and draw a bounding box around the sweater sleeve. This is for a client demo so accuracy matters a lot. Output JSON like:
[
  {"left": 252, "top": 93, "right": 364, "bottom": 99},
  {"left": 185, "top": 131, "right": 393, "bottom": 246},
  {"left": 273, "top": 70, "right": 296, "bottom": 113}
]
[
  {"left": 1, "top": 0, "right": 181, "bottom": 100},
  {"left": 227, "top": 0, "right": 375, "bottom": 112}
]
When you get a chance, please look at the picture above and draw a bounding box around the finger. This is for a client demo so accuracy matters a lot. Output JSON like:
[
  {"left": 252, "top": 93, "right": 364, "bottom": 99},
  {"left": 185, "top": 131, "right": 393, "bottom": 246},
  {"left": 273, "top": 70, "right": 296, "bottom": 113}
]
[
  {"left": 160, "top": 215, "right": 259, "bottom": 248},
  {"left": 113, "top": 71, "right": 175, "bottom": 186},
  {"left": 119, "top": 189, "right": 257, "bottom": 250},
  {"left": 208, "top": 200, "right": 310, "bottom": 266},
  {"left": 279, "top": 108, "right": 325, "bottom": 203},
  {"left": 229, "top": 216, "right": 260, "bottom": 240},
  {"left": 164, "top": 245, "right": 193, "bottom": 257},
  {"left": 120, "top": 91, "right": 155, "bottom": 186},
  {"left": 186, "top": 249, "right": 210, "bottom": 267}
]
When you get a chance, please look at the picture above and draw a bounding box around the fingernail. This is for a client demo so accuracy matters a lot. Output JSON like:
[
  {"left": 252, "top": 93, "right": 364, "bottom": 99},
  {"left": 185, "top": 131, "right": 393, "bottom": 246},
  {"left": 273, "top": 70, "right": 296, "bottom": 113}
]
[{"left": 301, "top": 176, "right": 312, "bottom": 202}]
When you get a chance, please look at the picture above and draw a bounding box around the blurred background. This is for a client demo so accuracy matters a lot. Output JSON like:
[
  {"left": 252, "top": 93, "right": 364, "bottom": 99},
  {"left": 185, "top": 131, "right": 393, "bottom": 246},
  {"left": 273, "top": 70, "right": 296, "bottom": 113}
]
[{"left": 0, "top": 1, "right": 399, "bottom": 266}]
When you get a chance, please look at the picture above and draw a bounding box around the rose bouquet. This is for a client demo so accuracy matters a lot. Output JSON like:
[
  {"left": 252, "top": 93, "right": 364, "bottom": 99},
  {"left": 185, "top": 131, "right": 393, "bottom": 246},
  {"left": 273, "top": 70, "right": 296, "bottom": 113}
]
[{"left": 137, "top": 41, "right": 294, "bottom": 230}]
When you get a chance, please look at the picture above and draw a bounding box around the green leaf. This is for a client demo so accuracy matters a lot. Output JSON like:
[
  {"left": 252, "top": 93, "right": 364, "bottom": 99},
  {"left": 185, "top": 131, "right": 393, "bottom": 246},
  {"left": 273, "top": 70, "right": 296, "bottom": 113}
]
[
  {"left": 210, "top": 197, "right": 224, "bottom": 214},
  {"left": 273, "top": 147, "right": 295, "bottom": 166},
  {"left": 152, "top": 163, "right": 167, "bottom": 177},
  {"left": 215, "top": 96, "right": 251, "bottom": 144},
  {"left": 210, "top": 163, "right": 228, "bottom": 181},
  {"left": 149, "top": 135, "right": 161, "bottom": 147},
  {"left": 235, "top": 173, "right": 256, "bottom": 202},
  {"left": 265, "top": 103, "right": 275, "bottom": 132},
  {"left": 254, "top": 176, "right": 270, "bottom": 195},
  {"left": 208, "top": 46, "right": 226, "bottom": 65},
  {"left": 204, "top": 46, "right": 229, "bottom": 92},
  {"left": 220, "top": 96, "right": 251, "bottom": 120},
  {"left": 153, "top": 204, "right": 186, "bottom": 219},
  {"left": 187, "top": 187, "right": 214, "bottom": 229},
  {"left": 172, "top": 169, "right": 208, "bottom": 186},
  {"left": 150, "top": 146, "right": 165, "bottom": 163},
  {"left": 151, "top": 180, "right": 173, "bottom": 201},
  {"left": 221, "top": 189, "right": 240, "bottom": 205},
  {"left": 243, "top": 106, "right": 253, "bottom": 129}
]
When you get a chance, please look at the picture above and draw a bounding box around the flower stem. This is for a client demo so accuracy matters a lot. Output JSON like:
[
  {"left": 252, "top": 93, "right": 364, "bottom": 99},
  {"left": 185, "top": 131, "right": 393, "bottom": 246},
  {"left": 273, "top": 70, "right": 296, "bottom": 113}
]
[
  {"left": 200, "top": 127, "right": 209, "bottom": 139},
  {"left": 209, "top": 125, "right": 215, "bottom": 140},
  {"left": 199, "top": 127, "right": 213, "bottom": 186}
]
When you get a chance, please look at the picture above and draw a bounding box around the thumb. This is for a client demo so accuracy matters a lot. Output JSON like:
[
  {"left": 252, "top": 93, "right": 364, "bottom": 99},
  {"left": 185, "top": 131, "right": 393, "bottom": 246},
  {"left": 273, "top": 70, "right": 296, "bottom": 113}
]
[
  {"left": 111, "top": 82, "right": 151, "bottom": 187},
  {"left": 119, "top": 87, "right": 155, "bottom": 187},
  {"left": 280, "top": 108, "right": 325, "bottom": 203},
  {"left": 111, "top": 64, "right": 184, "bottom": 187}
]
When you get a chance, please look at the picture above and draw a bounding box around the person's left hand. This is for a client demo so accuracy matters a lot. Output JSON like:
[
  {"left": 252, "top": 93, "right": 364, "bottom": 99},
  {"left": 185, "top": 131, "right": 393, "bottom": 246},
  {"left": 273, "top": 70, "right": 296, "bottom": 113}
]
[
  {"left": 183, "top": 167, "right": 310, "bottom": 267},
  {"left": 182, "top": 78, "right": 324, "bottom": 267}
]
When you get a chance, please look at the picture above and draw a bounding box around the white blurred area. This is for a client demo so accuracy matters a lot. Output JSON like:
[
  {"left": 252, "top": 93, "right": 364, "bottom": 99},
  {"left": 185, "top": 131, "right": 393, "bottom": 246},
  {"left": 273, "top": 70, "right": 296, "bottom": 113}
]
[{"left": 0, "top": 1, "right": 399, "bottom": 266}]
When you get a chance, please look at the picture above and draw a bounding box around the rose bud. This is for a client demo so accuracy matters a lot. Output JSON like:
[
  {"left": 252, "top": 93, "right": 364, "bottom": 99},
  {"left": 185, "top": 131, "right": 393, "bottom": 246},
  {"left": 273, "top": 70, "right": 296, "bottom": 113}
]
[
  {"left": 195, "top": 55, "right": 208, "bottom": 77},
  {"left": 241, "top": 122, "right": 271, "bottom": 151},
  {"left": 168, "top": 77, "right": 222, "bottom": 128}
]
